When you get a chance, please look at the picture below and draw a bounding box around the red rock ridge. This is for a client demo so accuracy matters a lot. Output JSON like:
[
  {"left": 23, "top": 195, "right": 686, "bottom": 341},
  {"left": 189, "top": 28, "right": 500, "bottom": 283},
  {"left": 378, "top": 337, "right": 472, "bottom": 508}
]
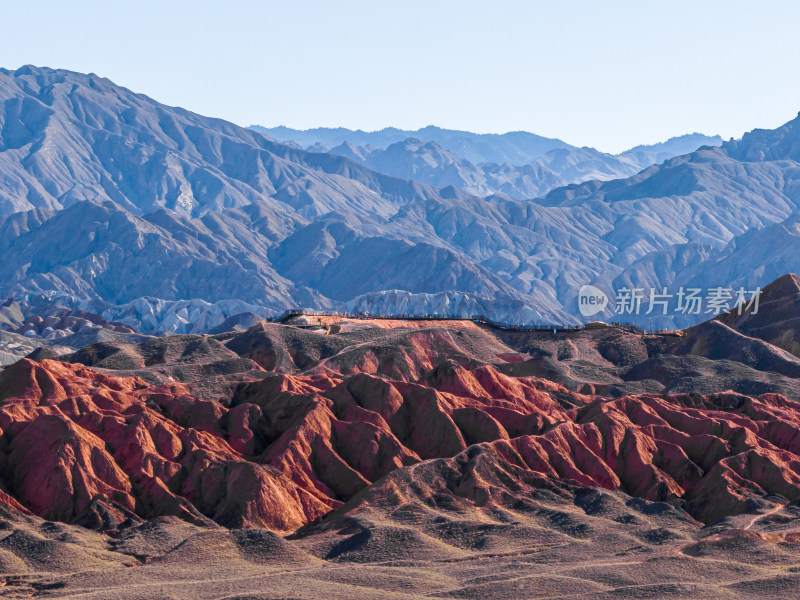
[{"left": 1, "top": 358, "right": 800, "bottom": 531}]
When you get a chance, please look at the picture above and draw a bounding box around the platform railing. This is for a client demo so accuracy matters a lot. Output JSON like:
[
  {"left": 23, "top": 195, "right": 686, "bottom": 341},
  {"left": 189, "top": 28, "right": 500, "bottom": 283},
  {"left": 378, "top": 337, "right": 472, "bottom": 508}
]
[{"left": 271, "top": 308, "right": 605, "bottom": 333}]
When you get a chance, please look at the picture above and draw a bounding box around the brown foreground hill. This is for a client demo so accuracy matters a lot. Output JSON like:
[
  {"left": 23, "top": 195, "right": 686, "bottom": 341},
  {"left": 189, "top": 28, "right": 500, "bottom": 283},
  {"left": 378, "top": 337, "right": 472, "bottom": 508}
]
[{"left": 0, "top": 277, "right": 799, "bottom": 597}]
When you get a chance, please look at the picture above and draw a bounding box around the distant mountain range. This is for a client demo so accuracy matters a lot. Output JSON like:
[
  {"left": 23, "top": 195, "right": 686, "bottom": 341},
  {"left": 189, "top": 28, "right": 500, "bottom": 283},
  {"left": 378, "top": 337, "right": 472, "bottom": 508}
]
[
  {"left": 249, "top": 124, "right": 576, "bottom": 164},
  {"left": 0, "top": 65, "right": 798, "bottom": 332},
  {"left": 252, "top": 125, "right": 723, "bottom": 199}
]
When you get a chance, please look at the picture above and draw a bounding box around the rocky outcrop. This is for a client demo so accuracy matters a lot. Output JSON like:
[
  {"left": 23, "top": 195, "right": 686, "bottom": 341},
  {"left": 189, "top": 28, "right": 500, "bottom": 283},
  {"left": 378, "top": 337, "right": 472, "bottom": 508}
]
[
  {"left": 6, "top": 309, "right": 135, "bottom": 340},
  {"left": 0, "top": 360, "right": 315, "bottom": 531},
  {"left": 716, "top": 273, "right": 800, "bottom": 357}
]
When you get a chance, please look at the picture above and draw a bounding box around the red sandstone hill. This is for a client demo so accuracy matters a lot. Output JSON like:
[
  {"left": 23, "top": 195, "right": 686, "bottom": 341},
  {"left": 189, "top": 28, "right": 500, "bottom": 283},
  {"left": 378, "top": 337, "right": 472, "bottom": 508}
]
[
  {"left": 3, "top": 296, "right": 800, "bottom": 597},
  {"left": 2, "top": 354, "right": 800, "bottom": 534}
]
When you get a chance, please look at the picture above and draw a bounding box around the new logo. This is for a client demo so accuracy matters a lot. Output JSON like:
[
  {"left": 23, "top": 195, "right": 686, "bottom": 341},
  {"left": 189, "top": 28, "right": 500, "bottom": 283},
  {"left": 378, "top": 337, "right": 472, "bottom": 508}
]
[{"left": 578, "top": 285, "right": 609, "bottom": 317}]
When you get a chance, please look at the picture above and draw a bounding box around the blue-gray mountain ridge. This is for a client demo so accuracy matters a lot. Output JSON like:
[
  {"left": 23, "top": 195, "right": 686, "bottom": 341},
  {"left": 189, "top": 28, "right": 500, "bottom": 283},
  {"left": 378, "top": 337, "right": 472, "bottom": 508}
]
[{"left": 0, "top": 65, "right": 797, "bottom": 333}]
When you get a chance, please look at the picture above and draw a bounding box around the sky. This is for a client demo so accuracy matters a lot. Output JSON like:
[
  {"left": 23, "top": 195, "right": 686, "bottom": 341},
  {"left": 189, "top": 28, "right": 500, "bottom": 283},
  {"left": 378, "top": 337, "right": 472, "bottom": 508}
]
[{"left": 2, "top": 0, "right": 800, "bottom": 153}]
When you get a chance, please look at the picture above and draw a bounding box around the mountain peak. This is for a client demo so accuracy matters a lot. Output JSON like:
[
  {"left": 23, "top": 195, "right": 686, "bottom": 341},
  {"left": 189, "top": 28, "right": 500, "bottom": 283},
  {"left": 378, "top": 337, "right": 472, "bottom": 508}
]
[
  {"left": 724, "top": 110, "right": 800, "bottom": 162},
  {"left": 716, "top": 273, "right": 800, "bottom": 356}
]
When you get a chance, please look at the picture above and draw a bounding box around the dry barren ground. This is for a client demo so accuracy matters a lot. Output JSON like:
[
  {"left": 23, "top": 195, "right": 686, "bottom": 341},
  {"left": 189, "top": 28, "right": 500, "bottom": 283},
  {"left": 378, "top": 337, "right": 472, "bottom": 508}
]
[{"left": 0, "top": 486, "right": 798, "bottom": 599}]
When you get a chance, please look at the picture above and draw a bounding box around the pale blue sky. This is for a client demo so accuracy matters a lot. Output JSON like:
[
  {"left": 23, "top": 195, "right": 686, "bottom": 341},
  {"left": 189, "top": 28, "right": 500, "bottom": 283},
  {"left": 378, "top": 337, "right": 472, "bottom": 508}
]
[{"left": 3, "top": 0, "right": 799, "bottom": 152}]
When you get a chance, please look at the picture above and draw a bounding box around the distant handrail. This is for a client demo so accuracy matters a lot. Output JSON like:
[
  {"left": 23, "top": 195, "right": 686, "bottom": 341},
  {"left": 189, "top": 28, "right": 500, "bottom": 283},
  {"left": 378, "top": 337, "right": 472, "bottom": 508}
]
[{"left": 270, "top": 308, "right": 675, "bottom": 336}]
